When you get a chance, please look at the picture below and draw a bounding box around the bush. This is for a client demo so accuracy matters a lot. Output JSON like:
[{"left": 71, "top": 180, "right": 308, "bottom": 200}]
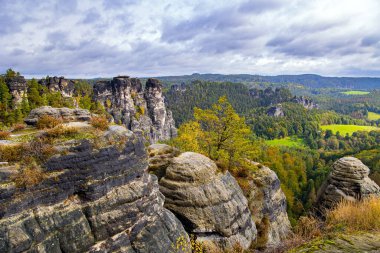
[
  {"left": 12, "top": 123, "right": 26, "bottom": 132},
  {"left": 11, "top": 162, "right": 46, "bottom": 188},
  {"left": 45, "top": 125, "right": 79, "bottom": 139},
  {"left": 0, "top": 144, "right": 24, "bottom": 162},
  {"left": 0, "top": 131, "right": 11, "bottom": 140},
  {"left": 22, "top": 137, "right": 57, "bottom": 163},
  {"left": 90, "top": 116, "right": 109, "bottom": 130},
  {"left": 36, "top": 115, "right": 62, "bottom": 129},
  {"left": 326, "top": 197, "right": 380, "bottom": 231}
]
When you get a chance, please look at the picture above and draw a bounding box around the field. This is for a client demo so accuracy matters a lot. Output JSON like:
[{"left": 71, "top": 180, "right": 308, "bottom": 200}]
[
  {"left": 341, "top": 90, "right": 370, "bottom": 95},
  {"left": 368, "top": 112, "right": 380, "bottom": 121},
  {"left": 320, "top": 124, "right": 380, "bottom": 136},
  {"left": 265, "top": 137, "right": 306, "bottom": 148}
]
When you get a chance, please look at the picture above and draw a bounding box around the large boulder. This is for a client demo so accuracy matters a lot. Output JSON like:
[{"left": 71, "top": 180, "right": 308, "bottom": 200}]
[
  {"left": 24, "top": 106, "right": 92, "bottom": 125},
  {"left": 159, "top": 152, "right": 257, "bottom": 250},
  {"left": 0, "top": 131, "right": 189, "bottom": 252},
  {"left": 247, "top": 163, "right": 291, "bottom": 248},
  {"left": 316, "top": 157, "right": 380, "bottom": 215}
]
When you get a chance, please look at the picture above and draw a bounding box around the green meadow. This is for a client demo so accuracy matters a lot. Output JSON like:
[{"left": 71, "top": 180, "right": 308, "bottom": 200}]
[
  {"left": 320, "top": 124, "right": 380, "bottom": 136},
  {"left": 341, "top": 90, "right": 370, "bottom": 95},
  {"left": 265, "top": 137, "right": 306, "bottom": 148},
  {"left": 368, "top": 112, "right": 380, "bottom": 121}
]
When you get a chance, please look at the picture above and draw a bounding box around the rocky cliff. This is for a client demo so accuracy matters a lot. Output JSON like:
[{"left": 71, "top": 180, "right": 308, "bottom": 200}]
[
  {"left": 247, "top": 163, "right": 291, "bottom": 248},
  {"left": 315, "top": 156, "right": 380, "bottom": 215},
  {"left": 0, "top": 129, "right": 188, "bottom": 253},
  {"left": 24, "top": 106, "right": 92, "bottom": 125},
  {"left": 4, "top": 75, "right": 27, "bottom": 104},
  {"left": 292, "top": 96, "right": 319, "bottom": 110},
  {"left": 93, "top": 76, "right": 177, "bottom": 143},
  {"left": 38, "top": 76, "right": 75, "bottom": 97}
]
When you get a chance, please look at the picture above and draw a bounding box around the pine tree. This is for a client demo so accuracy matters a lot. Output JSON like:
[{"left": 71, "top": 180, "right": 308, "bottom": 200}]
[{"left": 0, "top": 78, "right": 12, "bottom": 111}]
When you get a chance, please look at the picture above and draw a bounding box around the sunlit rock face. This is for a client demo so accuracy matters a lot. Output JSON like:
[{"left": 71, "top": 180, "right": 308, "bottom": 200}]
[
  {"left": 316, "top": 156, "right": 380, "bottom": 215},
  {"left": 5, "top": 75, "right": 27, "bottom": 104},
  {"left": 93, "top": 76, "right": 177, "bottom": 143},
  {"left": 38, "top": 76, "right": 76, "bottom": 97},
  {"left": 0, "top": 129, "right": 188, "bottom": 253},
  {"left": 159, "top": 152, "right": 257, "bottom": 251}
]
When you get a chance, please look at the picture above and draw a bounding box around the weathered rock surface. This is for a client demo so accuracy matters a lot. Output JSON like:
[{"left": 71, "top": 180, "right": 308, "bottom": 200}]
[
  {"left": 0, "top": 129, "right": 188, "bottom": 252},
  {"left": 159, "top": 152, "right": 257, "bottom": 250},
  {"left": 38, "top": 76, "right": 75, "bottom": 97},
  {"left": 316, "top": 157, "right": 380, "bottom": 214},
  {"left": 247, "top": 163, "right": 291, "bottom": 248},
  {"left": 147, "top": 144, "right": 180, "bottom": 180},
  {"left": 24, "top": 106, "right": 92, "bottom": 125},
  {"left": 291, "top": 232, "right": 380, "bottom": 253},
  {"left": 93, "top": 76, "right": 177, "bottom": 143},
  {"left": 5, "top": 76, "right": 27, "bottom": 104},
  {"left": 267, "top": 104, "right": 284, "bottom": 117},
  {"left": 292, "top": 96, "right": 319, "bottom": 110}
]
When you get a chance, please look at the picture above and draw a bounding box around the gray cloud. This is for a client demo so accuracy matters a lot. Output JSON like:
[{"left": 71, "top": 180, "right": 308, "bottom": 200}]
[{"left": 238, "top": 0, "right": 284, "bottom": 13}]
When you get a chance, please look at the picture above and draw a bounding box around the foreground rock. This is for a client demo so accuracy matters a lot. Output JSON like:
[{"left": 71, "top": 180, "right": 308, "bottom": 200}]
[
  {"left": 247, "top": 163, "right": 291, "bottom": 248},
  {"left": 316, "top": 157, "right": 380, "bottom": 215},
  {"left": 0, "top": 129, "right": 188, "bottom": 252},
  {"left": 159, "top": 152, "right": 257, "bottom": 250},
  {"left": 290, "top": 232, "right": 380, "bottom": 253},
  {"left": 93, "top": 76, "right": 177, "bottom": 143},
  {"left": 24, "top": 106, "right": 92, "bottom": 125}
]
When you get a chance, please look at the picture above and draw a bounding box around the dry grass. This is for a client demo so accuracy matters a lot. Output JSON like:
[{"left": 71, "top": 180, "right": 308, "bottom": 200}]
[
  {"left": 0, "top": 144, "right": 24, "bottom": 162},
  {"left": 326, "top": 197, "right": 380, "bottom": 231},
  {"left": 12, "top": 123, "right": 26, "bottom": 131},
  {"left": 37, "top": 115, "right": 62, "bottom": 129},
  {"left": 44, "top": 125, "right": 80, "bottom": 139},
  {"left": 90, "top": 116, "right": 109, "bottom": 130},
  {"left": 11, "top": 162, "right": 46, "bottom": 188},
  {"left": 0, "top": 131, "right": 11, "bottom": 140}
]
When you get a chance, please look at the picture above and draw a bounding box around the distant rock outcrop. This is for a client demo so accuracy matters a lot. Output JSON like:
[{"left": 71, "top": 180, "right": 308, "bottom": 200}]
[
  {"left": 316, "top": 157, "right": 380, "bottom": 215},
  {"left": 267, "top": 104, "right": 284, "bottom": 117},
  {"left": 38, "top": 76, "right": 75, "bottom": 97},
  {"left": 24, "top": 106, "right": 92, "bottom": 125},
  {"left": 292, "top": 96, "right": 319, "bottom": 110},
  {"left": 159, "top": 152, "right": 257, "bottom": 250},
  {"left": 93, "top": 76, "right": 177, "bottom": 143},
  {"left": 5, "top": 75, "right": 27, "bottom": 104},
  {"left": 0, "top": 129, "right": 188, "bottom": 253},
  {"left": 247, "top": 162, "right": 291, "bottom": 248}
]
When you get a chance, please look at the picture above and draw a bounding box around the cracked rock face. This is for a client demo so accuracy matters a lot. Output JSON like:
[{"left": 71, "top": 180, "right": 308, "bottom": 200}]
[
  {"left": 5, "top": 76, "right": 27, "bottom": 104},
  {"left": 93, "top": 76, "right": 177, "bottom": 143},
  {"left": 247, "top": 163, "right": 291, "bottom": 248},
  {"left": 38, "top": 76, "right": 75, "bottom": 97},
  {"left": 316, "top": 156, "right": 380, "bottom": 215},
  {"left": 0, "top": 130, "right": 188, "bottom": 253},
  {"left": 24, "top": 106, "right": 92, "bottom": 125},
  {"left": 159, "top": 152, "right": 257, "bottom": 250}
]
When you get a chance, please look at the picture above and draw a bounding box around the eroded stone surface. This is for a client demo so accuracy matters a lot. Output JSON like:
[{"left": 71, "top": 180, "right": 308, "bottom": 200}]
[
  {"left": 316, "top": 157, "right": 380, "bottom": 215},
  {"left": 24, "top": 106, "right": 92, "bottom": 125},
  {"left": 159, "top": 152, "right": 257, "bottom": 250}
]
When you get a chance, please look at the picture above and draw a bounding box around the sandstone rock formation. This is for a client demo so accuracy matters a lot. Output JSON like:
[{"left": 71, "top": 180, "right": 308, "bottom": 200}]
[
  {"left": 147, "top": 144, "right": 180, "bottom": 180},
  {"left": 159, "top": 152, "right": 257, "bottom": 250},
  {"left": 267, "top": 104, "right": 284, "bottom": 117},
  {"left": 292, "top": 96, "right": 319, "bottom": 110},
  {"left": 316, "top": 156, "right": 380, "bottom": 215},
  {"left": 93, "top": 76, "right": 177, "bottom": 143},
  {"left": 5, "top": 75, "right": 27, "bottom": 104},
  {"left": 24, "top": 106, "right": 92, "bottom": 125},
  {"left": 247, "top": 163, "right": 291, "bottom": 248},
  {"left": 0, "top": 129, "right": 188, "bottom": 252},
  {"left": 38, "top": 76, "right": 75, "bottom": 97}
]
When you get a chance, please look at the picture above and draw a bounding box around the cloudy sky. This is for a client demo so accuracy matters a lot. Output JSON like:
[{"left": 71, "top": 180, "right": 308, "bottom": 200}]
[{"left": 1, "top": 0, "right": 380, "bottom": 78}]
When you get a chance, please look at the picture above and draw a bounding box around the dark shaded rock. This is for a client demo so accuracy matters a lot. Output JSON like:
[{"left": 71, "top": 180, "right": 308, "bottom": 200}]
[
  {"left": 315, "top": 157, "right": 380, "bottom": 215},
  {"left": 93, "top": 76, "right": 177, "bottom": 143},
  {"left": 24, "top": 106, "right": 92, "bottom": 125},
  {"left": 0, "top": 130, "right": 188, "bottom": 253}
]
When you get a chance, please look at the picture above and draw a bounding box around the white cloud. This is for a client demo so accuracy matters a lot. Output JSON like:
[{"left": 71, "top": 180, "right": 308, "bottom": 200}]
[{"left": 0, "top": 0, "right": 379, "bottom": 77}]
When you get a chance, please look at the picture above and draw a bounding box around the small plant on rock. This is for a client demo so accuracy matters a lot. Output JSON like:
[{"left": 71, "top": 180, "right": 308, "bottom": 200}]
[
  {"left": 11, "top": 161, "right": 46, "bottom": 188},
  {"left": 90, "top": 116, "right": 109, "bottom": 130},
  {"left": 36, "top": 115, "right": 62, "bottom": 129},
  {"left": 0, "top": 131, "right": 11, "bottom": 140}
]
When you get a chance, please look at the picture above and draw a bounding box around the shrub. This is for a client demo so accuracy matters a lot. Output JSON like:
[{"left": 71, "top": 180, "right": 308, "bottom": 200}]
[
  {"left": 90, "top": 116, "right": 109, "bottom": 130},
  {"left": 294, "top": 216, "right": 322, "bottom": 240},
  {"left": 12, "top": 123, "right": 26, "bottom": 132},
  {"left": 45, "top": 125, "right": 79, "bottom": 139},
  {"left": 36, "top": 115, "right": 62, "bottom": 129},
  {"left": 0, "top": 131, "right": 11, "bottom": 140},
  {"left": 22, "top": 137, "right": 57, "bottom": 163},
  {"left": 326, "top": 197, "right": 380, "bottom": 231},
  {"left": 11, "top": 162, "right": 46, "bottom": 188},
  {"left": 0, "top": 144, "right": 24, "bottom": 162}
]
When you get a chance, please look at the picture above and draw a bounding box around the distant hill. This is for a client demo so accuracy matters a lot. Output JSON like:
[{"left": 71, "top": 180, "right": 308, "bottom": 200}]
[{"left": 155, "top": 73, "right": 380, "bottom": 89}]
